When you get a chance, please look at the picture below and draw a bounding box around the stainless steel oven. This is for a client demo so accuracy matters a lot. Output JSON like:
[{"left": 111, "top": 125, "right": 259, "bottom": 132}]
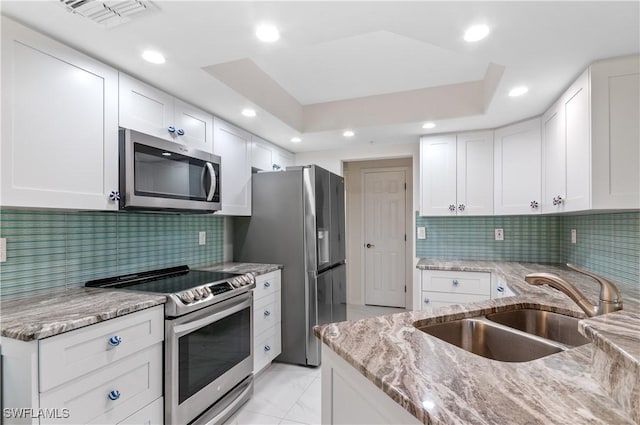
[
  {"left": 165, "top": 291, "right": 253, "bottom": 425},
  {"left": 119, "top": 128, "right": 221, "bottom": 212},
  {"left": 86, "top": 266, "right": 255, "bottom": 425}
]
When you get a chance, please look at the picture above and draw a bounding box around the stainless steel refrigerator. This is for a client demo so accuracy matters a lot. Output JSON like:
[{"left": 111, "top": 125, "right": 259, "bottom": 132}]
[{"left": 233, "top": 165, "right": 346, "bottom": 366}]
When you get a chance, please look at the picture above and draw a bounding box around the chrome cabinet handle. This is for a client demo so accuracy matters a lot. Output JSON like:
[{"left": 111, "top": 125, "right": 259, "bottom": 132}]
[
  {"left": 452, "top": 279, "right": 459, "bottom": 286},
  {"left": 497, "top": 286, "right": 505, "bottom": 293},
  {"left": 458, "top": 204, "right": 465, "bottom": 211},
  {"left": 108, "top": 390, "right": 121, "bottom": 401},
  {"left": 108, "top": 336, "right": 122, "bottom": 347},
  {"left": 168, "top": 125, "right": 176, "bottom": 133},
  {"left": 177, "top": 128, "right": 185, "bottom": 136},
  {"left": 448, "top": 204, "right": 456, "bottom": 212},
  {"left": 552, "top": 195, "right": 564, "bottom": 206},
  {"left": 530, "top": 201, "right": 539, "bottom": 209},
  {"left": 264, "top": 345, "right": 271, "bottom": 352},
  {"left": 423, "top": 298, "right": 430, "bottom": 304},
  {"left": 264, "top": 310, "right": 271, "bottom": 317},
  {"left": 264, "top": 281, "right": 271, "bottom": 288},
  {"left": 365, "top": 243, "right": 375, "bottom": 248}
]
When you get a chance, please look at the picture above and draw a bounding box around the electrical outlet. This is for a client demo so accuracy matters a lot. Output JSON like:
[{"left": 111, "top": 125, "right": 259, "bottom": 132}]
[
  {"left": 199, "top": 231, "right": 206, "bottom": 245},
  {"left": 494, "top": 228, "right": 504, "bottom": 241},
  {"left": 417, "top": 227, "right": 426, "bottom": 240},
  {"left": 0, "top": 238, "right": 6, "bottom": 262},
  {"left": 571, "top": 229, "right": 577, "bottom": 244}
]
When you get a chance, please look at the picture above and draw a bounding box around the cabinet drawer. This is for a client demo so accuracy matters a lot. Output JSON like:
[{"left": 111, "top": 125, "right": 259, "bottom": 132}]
[
  {"left": 421, "top": 270, "right": 491, "bottom": 295},
  {"left": 253, "top": 326, "right": 281, "bottom": 374},
  {"left": 117, "top": 397, "right": 163, "bottom": 425},
  {"left": 39, "top": 306, "right": 163, "bottom": 391},
  {"left": 420, "top": 291, "right": 489, "bottom": 311},
  {"left": 253, "top": 270, "right": 281, "bottom": 301},
  {"left": 40, "top": 344, "right": 162, "bottom": 424},
  {"left": 254, "top": 292, "right": 281, "bottom": 336}
]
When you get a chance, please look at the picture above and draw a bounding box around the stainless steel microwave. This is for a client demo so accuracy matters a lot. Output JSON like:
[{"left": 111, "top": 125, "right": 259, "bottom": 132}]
[{"left": 119, "top": 128, "right": 221, "bottom": 212}]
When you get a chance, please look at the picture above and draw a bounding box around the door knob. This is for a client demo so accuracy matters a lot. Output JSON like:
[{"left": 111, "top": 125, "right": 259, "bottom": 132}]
[{"left": 365, "top": 243, "right": 375, "bottom": 248}]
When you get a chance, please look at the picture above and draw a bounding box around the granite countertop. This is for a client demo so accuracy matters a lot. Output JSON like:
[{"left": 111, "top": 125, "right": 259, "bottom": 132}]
[
  {"left": 315, "top": 260, "right": 640, "bottom": 424},
  {"left": 0, "top": 287, "right": 166, "bottom": 342},
  {"left": 197, "top": 262, "right": 283, "bottom": 276}
]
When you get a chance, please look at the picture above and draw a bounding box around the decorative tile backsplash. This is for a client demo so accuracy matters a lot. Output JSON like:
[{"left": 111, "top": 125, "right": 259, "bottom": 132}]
[
  {"left": 0, "top": 210, "right": 224, "bottom": 297},
  {"left": 416, "top": 212, "right": 639, "bottom": 286}
]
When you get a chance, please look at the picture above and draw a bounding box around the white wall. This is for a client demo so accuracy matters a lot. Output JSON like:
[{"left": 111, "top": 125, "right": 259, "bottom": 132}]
[{"left": 295, "top": 141, "right": 422, "bottom": 310}]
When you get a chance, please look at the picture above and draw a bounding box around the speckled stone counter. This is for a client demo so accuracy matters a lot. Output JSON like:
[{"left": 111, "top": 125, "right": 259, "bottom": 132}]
[
  {"left": 0, "top": 287, "right": 166, "bottom": 341},
  {"left": 197, "top": 262, "right": 282, "bottom": 276},
  {"left": 315, "top": 260, "right": 640, "bottom": 424}
]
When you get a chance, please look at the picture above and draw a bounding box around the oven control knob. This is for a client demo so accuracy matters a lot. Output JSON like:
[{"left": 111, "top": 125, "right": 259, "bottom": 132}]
[
  {"left": 192, "top": 288, "right": 203, "bottom": 301},
  {"left": 201, "top": 286, "right": 211, "bottom": 298},
  {"left": 180, "top": 291, "right": 194, "bottom": 304}
]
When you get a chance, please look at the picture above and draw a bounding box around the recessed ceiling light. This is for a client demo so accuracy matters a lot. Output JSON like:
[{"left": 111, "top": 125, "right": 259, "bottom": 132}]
[
  {"left": 509, "top": 86, "right": 529, "bottom": 97},
  {"left": 241, "top": 108, "right": 257, "bottom": 117},
  {"left": 142, "top": 50, "right": 165, "bottom": 64},
  {"left": 256, "top": 24, "right": 280, "bottom": 42},
  {"left": 464, "top": 25, "right": 490, "bottom": 42},
  {"left": 343, "top": 130, "right": 355, "bottom": 137},
  {"left": 422, "top": 122, "right": 436, "bottom": 129},
  {"left": 291, "top": 137, "right": 302, "bottom": 143}
]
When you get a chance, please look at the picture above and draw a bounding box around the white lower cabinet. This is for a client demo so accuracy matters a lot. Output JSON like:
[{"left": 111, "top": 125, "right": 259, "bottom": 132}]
[
  {"left": 321, "top": 346, "right": 420, "bottom": 425},
  {"left": 1, "top": 306, "right": 164, "bottom": 425},
  {"left": 420, "top": 270, "right": 492, "bottom": 311},
  {"left": 252, "top": 270, "right": 282, "bottom": 374}
]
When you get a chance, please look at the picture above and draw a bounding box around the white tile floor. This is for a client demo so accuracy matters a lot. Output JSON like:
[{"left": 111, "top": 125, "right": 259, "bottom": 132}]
[{"left": 225, "top": 304, "right": 406, "bottom": 425}]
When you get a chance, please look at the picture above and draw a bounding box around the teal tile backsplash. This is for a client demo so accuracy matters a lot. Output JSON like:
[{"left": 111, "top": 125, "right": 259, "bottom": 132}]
[
  {"left": 416, "top": 212, "right": 639, "bottom": 286},
  {"left": 0, "top": 210, "right": 224, "bottom": 297}
]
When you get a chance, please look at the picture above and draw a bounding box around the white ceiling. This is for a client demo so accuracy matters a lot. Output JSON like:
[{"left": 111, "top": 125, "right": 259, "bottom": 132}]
[{"left": 1, "top": 1, "right": 638, "bottom": 153}]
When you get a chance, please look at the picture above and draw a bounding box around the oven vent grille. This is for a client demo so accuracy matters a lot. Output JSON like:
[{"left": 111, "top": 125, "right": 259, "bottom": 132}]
[{"left": 59, "top": 0, "right": 153, "bottom": 28}]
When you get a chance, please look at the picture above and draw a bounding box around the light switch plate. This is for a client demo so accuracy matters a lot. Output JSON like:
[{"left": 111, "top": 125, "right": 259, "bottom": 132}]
[
  {"left": 494, "top": 229, "right": 504, "bottom": 241},
  {"left": 571, "top": 229, "right": 577, "bottom": 244},
  {"left": 0, "top": 238, "right": 6, "bottom": 262},
  {"left": 417, "top": 227, "right": 426, "bottom": 240},
  {"left": 199, "top": 231, "right": 206, "bottom": 245}
]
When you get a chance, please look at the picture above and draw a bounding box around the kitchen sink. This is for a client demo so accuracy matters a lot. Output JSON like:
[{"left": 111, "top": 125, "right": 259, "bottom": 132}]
[
  {"left": 485, "top": 309, "right": 590, "bottom": 347},
  {"left": 417, "top": 318, "right": 564, "bottom": 362}
]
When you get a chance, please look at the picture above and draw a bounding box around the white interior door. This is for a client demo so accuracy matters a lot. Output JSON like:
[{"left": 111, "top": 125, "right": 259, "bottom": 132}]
[{"left": 363, "top": 170, "right": 406, "bottom": 308}]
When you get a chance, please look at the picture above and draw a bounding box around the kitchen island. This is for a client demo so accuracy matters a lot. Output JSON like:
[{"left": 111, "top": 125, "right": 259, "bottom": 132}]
[{"left": 315, "top": 261, "right": 639, "bottom": 424}]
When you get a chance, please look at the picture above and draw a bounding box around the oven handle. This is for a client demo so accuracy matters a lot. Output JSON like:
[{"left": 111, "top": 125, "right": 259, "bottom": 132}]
[
  {"left": 173, "top": 294, "right": 251, "bottom": 337},
  {"left": 205, "top": 162, "right": 216, "bottom": 202}
]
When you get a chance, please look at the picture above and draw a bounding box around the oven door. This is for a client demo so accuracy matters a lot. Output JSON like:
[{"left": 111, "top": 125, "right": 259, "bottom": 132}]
[
  {"left": 165, "top": 292, "right": 253, "bottom": 425},
  {"left": 121, "top": 128, "right": 221, "bottom": 212}
]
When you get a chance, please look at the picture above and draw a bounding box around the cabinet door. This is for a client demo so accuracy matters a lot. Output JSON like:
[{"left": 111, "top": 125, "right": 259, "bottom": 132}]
[
  {"left": 494, "top": 118, "right": 542, "bottom": 215},
  {"left": 420, "top": 135, "right": 457, "bottom": 215},
  {"left": 119, "top": 73, "right": 174, "bottom": 142},
  {"left": 541, "top": 100, "right": 566, "bottom": 213},
  {"left": 173, "top": 98, "right": 214, "bottom": 153},
  {"left": 562, "top": 70, "right": 591, "bottom": 212},
  {"left": 456, "top": 131, "right": 494, "bottom": 215},
  {"left": 1, "top": 17, "right": 119, "bottom": 210},
  {"left": 213, "top": 118, "right": 252, "bottom": 215},
  {"left": 590, "top": 56, "right": 640, "bottom": 209},
  {"left": 251, "top": 136, "right": 273, "bottom": 171}
]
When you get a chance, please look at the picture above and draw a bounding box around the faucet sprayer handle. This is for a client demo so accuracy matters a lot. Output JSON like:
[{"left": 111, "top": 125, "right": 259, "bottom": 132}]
[{"left": 566, "top": 263, "right": 622, "bottom": 304}]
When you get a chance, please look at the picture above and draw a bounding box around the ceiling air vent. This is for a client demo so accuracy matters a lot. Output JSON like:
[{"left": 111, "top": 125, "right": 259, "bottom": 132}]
[{"left": 59, "top": 0, "right": 154, "bottom": 28}]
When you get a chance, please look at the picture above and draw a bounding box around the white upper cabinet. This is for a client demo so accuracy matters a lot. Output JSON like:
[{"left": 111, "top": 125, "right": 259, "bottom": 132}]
[
  {"left": 456, "top": 131, "right": 494, "bottom": 216},
  {"left": 494, "top": 118, "right": 542, "bottom": 215},
  {"left": 542, "top": 55, "right": 639, "bottom": 213},
  {"left": 251, "top": 136, "right": 273, "bottom": 171},
  {"left": 420, "top": 132, "right": 493, "bottom": 216},
  {"left": 1, "top": 17, "right": 119, "bottom": 211},
  {"left": 213, "top": 118, "right": 252, "bottom": 215},
  {"left": 119, "top": 74, "right": 213, "bottom": 153}
]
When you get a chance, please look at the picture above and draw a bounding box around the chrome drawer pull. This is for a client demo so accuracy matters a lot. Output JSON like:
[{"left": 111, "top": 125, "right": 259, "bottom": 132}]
[
  {"left": 108, "top": 390, "right": 121, "bottom": 401},
  {"left": 264, "top": 345, "right": 271, "bottom": 352},
  {"left": 264, "top": 281, "right": 271, "bottom": 288},
  {"left": 108, "top": 336, "right": 122, "bottom": 347},
  {"left": 452, "top": 279, "right": 459, "bottom": 286},
  {"left": 264, "top": 310, "right": 271, "bottom": 317}
]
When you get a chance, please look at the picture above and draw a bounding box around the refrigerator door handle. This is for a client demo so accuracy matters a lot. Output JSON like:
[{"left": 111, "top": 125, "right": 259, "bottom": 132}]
[{"left": 306, "top": 273, "right": 321, "bottom": 366}]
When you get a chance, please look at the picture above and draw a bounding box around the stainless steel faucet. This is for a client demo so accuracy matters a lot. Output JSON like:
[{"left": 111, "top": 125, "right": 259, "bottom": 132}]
[{"left": 524, "top": 264, "right": 623, "bottom": 317}]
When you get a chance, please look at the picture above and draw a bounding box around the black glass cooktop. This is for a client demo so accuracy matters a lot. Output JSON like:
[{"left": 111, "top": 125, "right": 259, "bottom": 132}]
[{"left": 86, "top": 265, "right": 239, "bottom": 294}]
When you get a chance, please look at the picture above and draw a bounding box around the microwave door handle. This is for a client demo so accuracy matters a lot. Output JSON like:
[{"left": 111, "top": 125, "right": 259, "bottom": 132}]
[{"left": 205, "top": 162, "right": 216, "bottom": 201}]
